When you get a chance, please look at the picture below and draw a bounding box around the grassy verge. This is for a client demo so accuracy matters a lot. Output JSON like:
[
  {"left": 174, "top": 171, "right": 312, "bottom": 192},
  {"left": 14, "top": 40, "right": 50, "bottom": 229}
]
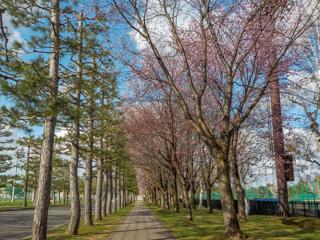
[
  {"left": 0, "top": 200, "right": 70, "bottom": 211},
  {"left": 47, "top": 203, "right": 134, "bottom": 240},
  {"left": 147, "top": 204, "right": 320, "bottom": 240}
]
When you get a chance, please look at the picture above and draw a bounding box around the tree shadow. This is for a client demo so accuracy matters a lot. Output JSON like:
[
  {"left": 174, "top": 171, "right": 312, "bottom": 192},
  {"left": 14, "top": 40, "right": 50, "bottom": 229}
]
[{"left": 281, "top": 217, "right": 318, "bottom": 231}]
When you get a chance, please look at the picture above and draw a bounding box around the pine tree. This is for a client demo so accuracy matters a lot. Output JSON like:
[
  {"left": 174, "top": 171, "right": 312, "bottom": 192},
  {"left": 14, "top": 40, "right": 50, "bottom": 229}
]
[
  {"left": 0, "top": 114, "right": 15, "bottom": 187},
  {"left": 0, "top": 1, "right": 68, "bottom": 238},
  {"left": 17, "top": 136, "right": 42, "bottom": 207}
]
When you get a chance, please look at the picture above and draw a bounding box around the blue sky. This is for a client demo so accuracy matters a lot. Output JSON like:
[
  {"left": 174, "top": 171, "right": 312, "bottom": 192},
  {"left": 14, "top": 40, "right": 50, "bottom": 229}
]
[{"left": 1, "top": 6, "right": 135, "bottom": 177}]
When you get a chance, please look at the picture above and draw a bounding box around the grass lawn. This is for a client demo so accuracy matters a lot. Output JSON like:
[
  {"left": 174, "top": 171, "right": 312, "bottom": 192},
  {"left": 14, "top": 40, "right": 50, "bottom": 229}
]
[
  {"left": 147, "top": 204, "right": 320, "bottom": 240},
  {"left": 46, "top": 203, "right": 134, "bottom": 240},
  {"left": 0, "top": 199, "right": 32, "bottom": 206},
  {"left": 0, "top": 200, "right": 34, "bottom": 211},
  {"left": 0, "top": 200, "right": 69, "bottom": 211}
]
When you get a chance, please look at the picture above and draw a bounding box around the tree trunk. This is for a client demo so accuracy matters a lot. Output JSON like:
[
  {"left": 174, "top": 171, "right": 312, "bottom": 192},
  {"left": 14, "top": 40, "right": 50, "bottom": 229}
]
[
  {"left": 166, "top": 185, "right": 170, "bottom": 211},
  {"left": 68, "top": 144, "right": 81, "bottom": 234},
  {"left": 84, "top": 56, "right": 95, "bottom": 226},
  {"left": 107, "top": 169, "right": 113, "bottom": 214},
  {"left": 230, "top": 131, "right": 246, "bottom": 221},
  {"left": 32, "top": 189, "right": 36, "bottom": 205},
  {"left": 114, "top": 168, "right": 118, "bottom": 211},
  {"left": 206, "top": 185, "right": 213, "bottom": 213},
  {"left": 122, "top": 174, "right": 125, "bottom": 208},
  {"left": 118, "top": 172, "right": 122, "bottom": 209},
  {"left": 53, "top": 190, "right": 56, "bottom": 205},
  {"left": 173, "top": 170, "right": 180, "bottom": 213},
  {"left": 84, "top": 149, "right": 93, "bottom": 225},
  {"left": 270, "top": 65, "right": 289, "bottom": 216},
  {"left": 32, "top": 1, "right": 60, "bottom": 239},
  {"left": 67, "top": 12, "right": 83, "bottom": 234},
  {"left": 184, "top": 189, "right": 193, "bottom": 221},
  {"left": 216, "top": 150, "right": 241, "bottom": 239},
  {"left": 95, "top": 149, "right": 103, "bottom": 221},
  {"left": 68, "top": 123, "right": 81, "bottom": 234},
  {"left": 102, "top": 171, "right": 108, "bottom": 217},
  {"left": 191, "top": 184, "right": 196, "bottom": 210},
  {"left": 24, "top": 146, "right": 30, "bottom": 208}
]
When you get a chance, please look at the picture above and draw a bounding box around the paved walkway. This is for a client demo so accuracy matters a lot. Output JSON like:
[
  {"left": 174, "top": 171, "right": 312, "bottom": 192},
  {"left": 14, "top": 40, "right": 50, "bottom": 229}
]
[{"left": 109, "top": 201, "right": 174, "bottom": 240}]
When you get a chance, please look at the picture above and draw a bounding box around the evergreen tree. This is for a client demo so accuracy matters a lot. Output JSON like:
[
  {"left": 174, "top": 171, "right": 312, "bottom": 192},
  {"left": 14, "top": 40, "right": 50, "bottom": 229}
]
[{"left": 0, "top": 113, "right": 15, "bottom": 186}]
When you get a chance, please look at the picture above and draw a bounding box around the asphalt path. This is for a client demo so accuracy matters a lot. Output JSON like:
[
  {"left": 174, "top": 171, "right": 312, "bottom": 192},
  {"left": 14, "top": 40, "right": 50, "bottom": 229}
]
[
  {"left": 0, "top": 207, "right": 70, "bottom": 240},
  {"left": 109, "top": 201, "right": 174, "bottom": 240}
]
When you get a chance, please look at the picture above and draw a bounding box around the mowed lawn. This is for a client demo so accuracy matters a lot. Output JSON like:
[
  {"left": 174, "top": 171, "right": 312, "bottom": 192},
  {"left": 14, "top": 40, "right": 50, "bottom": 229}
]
[
  {"left": 148, "top": 205, "right": 320, "bottom": 240},
  {"left": 46, "top": 203, "right": 134, "bottom": 240},
  {"left": 0, "top": 200, "right": 34, "bottom": 210},
  {"left": 0, "top": 200, "right": 69, "bottom": 211}
]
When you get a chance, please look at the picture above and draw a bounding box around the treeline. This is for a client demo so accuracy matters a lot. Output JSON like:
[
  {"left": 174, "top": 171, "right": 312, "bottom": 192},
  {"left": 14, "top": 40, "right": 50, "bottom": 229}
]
[
  {"left": 113, "top": 0, "right": 320, "bottom": 239},
  {"left": 0, "top": 1, "right": 138, "bottom": 239}
]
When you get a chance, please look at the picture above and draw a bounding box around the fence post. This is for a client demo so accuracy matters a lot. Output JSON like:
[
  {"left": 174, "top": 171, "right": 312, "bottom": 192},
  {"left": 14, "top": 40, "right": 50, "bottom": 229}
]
[
  {"left": 303, "top": 201, "right": 306, "bottom": 217},
  {"left": 291, "top": 202, "right": 294, "bottom": 216}
]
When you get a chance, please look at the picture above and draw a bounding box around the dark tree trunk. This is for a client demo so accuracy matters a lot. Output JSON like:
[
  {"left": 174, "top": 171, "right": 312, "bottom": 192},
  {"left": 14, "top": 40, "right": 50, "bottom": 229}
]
[
  {"left": 122, "top": 174, "right": 125, "bottom": 208},
  {"left": 53, "top": 190, "right": 56, "bottom": 205},
  {"left": 23, "top": 146, "right": 30, "bottom": 208},
  {"left": 230, "top": 131, "right": 246, "bottom": 220},
  {"left": 108, "top": 169, "right": 113, "bottom": 214},
  {"left": 166, "top": 187, "right": 170, "bottom": 210},
  {"left": 95, "top": 141, "right": 103, "bottom": 221},
  {"left": 206, "top": 186, "right": 213, "bottom": 213},
  {"left": 190, "top": 185, "right": 196, "bottom": 210},
  {"left": 84, "top": 151, "right": 93, "bottom": 225},
  {"left": 101, "top": 171, "right": 108, "bottom": 217},
  {"left": 67, "top": 11, "right": 83, "bottom": 235},
  {"left": 173, "top": 171, "right": 180, "bottom": 213},
  {"left": 114, "top": 169, "right": 118, "bottom": 211},
  {"left": 84, "top": 57, "right": 96, "bottom": 226},
  {"left": 270, "top": 65, "right": 289, "bottom": 216},
  {"left": 118, "top": 172, "right": 122, "bottom": 209}
]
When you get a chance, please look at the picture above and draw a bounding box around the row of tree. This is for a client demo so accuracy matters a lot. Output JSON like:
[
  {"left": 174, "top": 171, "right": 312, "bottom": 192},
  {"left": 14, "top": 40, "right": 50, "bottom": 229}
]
[
  {"left": 0, "top": 0, "right": 138, "bottom": 239},
  {"left": 110, "top": 0, "right": 320, "bottom": 239}
]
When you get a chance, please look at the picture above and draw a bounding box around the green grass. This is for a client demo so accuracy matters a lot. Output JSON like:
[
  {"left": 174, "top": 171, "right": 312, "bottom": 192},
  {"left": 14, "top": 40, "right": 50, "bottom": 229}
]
[
  {"left": 0, "top": 200, "right": 34, "bottom": 211},
  {"left": 0, "top": 199, "right": 32, "bottom": 206},
  {"left": 147, "top": 204, "right": 320, "bottom": 240},
  {"left": 46, "top": 204, "right": 134, "bottom": 240},
  {"left": 0, "top": 200, "right": 69, "bottom": 211}
]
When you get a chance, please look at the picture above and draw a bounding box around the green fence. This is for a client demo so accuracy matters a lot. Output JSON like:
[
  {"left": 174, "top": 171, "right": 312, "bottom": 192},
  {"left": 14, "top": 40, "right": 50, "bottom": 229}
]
[{"left": 196, "top": 180, "right": 320, "bottom": 201}]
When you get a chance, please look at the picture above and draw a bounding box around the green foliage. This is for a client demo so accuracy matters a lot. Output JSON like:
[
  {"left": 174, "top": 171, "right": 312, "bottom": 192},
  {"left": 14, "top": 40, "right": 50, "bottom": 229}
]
[{"left": 0, "top": 113, "right": 15, "bottom": 186}]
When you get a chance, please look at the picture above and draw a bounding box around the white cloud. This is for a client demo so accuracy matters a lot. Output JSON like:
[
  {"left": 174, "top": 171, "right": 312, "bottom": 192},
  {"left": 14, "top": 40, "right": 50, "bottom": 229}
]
[
  {"left": 3, "top": 12, "right": 24, "bottom": 45},
  {"left": 129, "top": 0, "right": 193, "bottom": 53},
  {"left": 55, "top": 129, "right": 68, "bottom": 137}
]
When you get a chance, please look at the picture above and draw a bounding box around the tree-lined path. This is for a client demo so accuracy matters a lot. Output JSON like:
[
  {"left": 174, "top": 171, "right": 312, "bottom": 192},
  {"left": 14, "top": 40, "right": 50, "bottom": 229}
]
[
  {"left": 109, "top": 201, "right": 174, "bottom": 240},
  {"left": 1, "top": 1, "right": 320, "bottom": 239}
]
